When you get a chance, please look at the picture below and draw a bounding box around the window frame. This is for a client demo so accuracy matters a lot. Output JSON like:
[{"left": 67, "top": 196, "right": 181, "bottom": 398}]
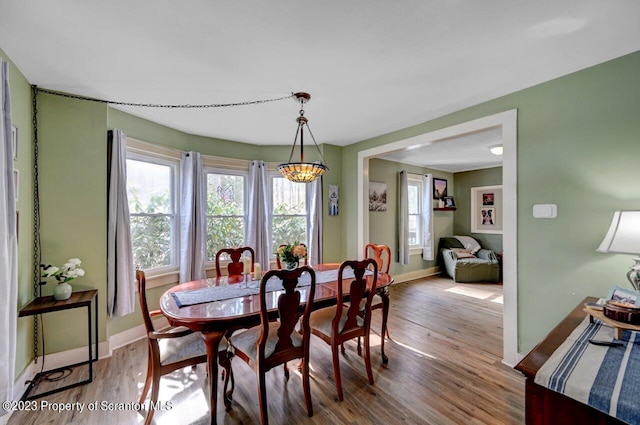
[
  {"left": 126, "top": 149, "right": 181, "bottom": 276},
  {"left": 204, "top": 167, "right": 249, "bottom": 265}
]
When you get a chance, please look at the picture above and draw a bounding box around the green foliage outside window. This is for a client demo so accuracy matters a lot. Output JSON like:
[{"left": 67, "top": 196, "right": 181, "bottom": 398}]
[{"left": 129, "top": 190, "right": 172, "bottom": 270}]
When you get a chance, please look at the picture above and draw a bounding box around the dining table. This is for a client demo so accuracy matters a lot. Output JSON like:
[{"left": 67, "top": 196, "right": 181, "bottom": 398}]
[{"left": 159, "top": 263, "right": 393, "bottom": 425}]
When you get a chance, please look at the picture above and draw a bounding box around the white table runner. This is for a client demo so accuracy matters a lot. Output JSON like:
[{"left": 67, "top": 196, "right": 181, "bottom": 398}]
[{"left": 172, "top": 268, "right": 372, "bottom": 308}]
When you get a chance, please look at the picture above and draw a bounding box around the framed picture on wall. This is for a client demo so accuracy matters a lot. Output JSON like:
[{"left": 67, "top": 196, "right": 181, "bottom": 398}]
[
  {"left": 443, "top": 196, "right": 455, "bottom": 207},
  {"left": 433, "top": 178, "right": 447, "bottom": 200},
  {"left": 12, "top": 125, "right": 18, "bottom": 160},
  {"left": 328, "top": 184, "right": 339, "bottom": 216},
  {"left": 471, "top": 185, "right": 503, "bottom": 234},
  {"left": 369, "top": 181, "right": 387, "bottom": 212}
]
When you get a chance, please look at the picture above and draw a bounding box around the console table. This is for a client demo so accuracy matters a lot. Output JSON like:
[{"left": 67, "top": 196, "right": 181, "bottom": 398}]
[
  {"left": 515, "top": 296, "right": 626, "bottom": 425},
  {"left": 18, "top": 289, "right": 98, "bottom": 400}
]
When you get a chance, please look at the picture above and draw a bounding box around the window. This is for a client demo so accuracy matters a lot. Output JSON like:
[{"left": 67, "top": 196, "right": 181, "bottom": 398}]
[
  {"left": 126, "top": 154, "right": 179, "bottom": 272},
  {"left": 271, "top": 176, "right": 307, "bottom": 253},
  {"left": 407, "top": 176, "right": 423, "bottom": 248},
  {"left": 206, "top": 171, "right": 247, "bottom": 261}
]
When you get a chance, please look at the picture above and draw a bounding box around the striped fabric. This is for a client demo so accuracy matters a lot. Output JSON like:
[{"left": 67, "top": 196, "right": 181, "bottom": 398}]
[{"left": 535, "top": 316, "right": 640, "bottom": 424}]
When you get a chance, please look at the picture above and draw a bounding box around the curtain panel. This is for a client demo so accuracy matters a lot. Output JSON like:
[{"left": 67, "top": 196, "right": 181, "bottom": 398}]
[
  {"left": 180, "top": 151, "right": 207, "bottom": 282},
  {"left": 107, "top": 129, "right": 135, "bottom": 317},
  {"left": 246, "top": 160, "right": 271, "bottom": 267},
  {"left": 0, "top": 59, "right": 18, "bottom": 414},
  {"left": 307, "top": 178, "right": 323, "bottom": 265},
  {"left": 422, "top": 174, "right": 434, "bottom": 261}
]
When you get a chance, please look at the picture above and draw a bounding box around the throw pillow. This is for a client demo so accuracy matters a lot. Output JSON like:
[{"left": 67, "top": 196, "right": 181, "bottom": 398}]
[{"left": 451, "top": 248, "right": 475, "bottom": 259}]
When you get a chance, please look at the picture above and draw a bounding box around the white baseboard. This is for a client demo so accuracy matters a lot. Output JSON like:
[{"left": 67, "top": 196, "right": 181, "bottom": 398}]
[
  {"left": 10, "top": 316, "right": 169, "bottom": 407},
  {"left": 393, "top": 267, "right": 440, "bottom": 284}
]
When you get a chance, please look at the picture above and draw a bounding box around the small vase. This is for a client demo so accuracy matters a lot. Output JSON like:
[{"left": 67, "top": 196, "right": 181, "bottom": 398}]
[
  {"left": 53, "top": 282, "right": 72, "bottom": 301},
  {"left": 284, "top": 260, "right": 298, "bottom": 270}
]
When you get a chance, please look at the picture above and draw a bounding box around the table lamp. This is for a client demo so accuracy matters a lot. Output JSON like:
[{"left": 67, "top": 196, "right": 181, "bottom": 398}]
[{"left": 597, "top": 210, "right": 640, "bottom": 291}]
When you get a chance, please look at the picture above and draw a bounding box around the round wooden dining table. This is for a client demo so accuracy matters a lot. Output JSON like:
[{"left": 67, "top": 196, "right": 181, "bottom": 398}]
[{"left": 159, "top": 263, "right": 393, "bottom": 425}]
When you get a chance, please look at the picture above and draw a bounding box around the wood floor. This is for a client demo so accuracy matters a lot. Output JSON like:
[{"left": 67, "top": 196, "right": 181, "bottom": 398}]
[{"left": 8, "top": 275, "right": 525, "bottom": 425}]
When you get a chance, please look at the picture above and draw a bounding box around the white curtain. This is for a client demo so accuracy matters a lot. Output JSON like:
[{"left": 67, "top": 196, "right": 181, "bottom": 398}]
[
  {"left": 422, "top": 174, "right": 434, "bottom": 261},
  {"left": 398, "top": 171, "right": 410, "bottom": 265},
  {"left": 180, "top": 151, "right": 207, "bottom": 283},
  {"left": 246, "top": 160, "right": 271, "bottom": 268},
  {"left": 306, "top": 178, "right": 322, "bottom": 265},
  {"left": 107, "top": 129, "right": 135, "bottom": 317},
  {"left": 0, "top": 59, "right": 18, "bottom": 414}
]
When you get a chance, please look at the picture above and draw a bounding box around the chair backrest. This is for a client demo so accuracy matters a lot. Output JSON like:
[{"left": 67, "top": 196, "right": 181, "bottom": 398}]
[
  {"left": 334, "top": 259, "right": 378, "bottom": 335},
  {"left": 136, "top": 269, "right": 156, "bottom": 334},
  {"left": 364, "top": 243, "right": 391, "bottom": 274},
  {"left": 257, "top": 266, "right": 316, "bottom": 369},
  {"left": 275, "top": 243, "right": 308, "bottom": 269},
  {"left": 215, "top": 246, "right": 255, "bottom": 276}
]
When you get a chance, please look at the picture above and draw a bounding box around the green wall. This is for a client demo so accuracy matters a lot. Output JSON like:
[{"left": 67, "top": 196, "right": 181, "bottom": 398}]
[
  {"left": 1, "top": 49, "right": 36, "bottom": 376},
  {"left": 344, "top": 51, "right": 640, "bottom": 353},
  {"left": 453, "top": 167, "right": 503, "bottom": 252},
  {"left": 368, "top": 158, "right": 454, "bottom": 276}
]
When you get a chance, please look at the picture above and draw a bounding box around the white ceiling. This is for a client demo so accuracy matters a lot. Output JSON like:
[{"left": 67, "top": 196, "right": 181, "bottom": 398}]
[
  {"left": 382, "top": 127, "right": 503, "bottom": 173},
  {"left": 1, "top": 1, "right": 639, "bottom": 163}
]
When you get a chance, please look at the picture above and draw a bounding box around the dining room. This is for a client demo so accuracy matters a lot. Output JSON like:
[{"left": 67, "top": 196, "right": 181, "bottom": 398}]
[{"left": 7, "top": 269, "right": 520, "bottom": 424}]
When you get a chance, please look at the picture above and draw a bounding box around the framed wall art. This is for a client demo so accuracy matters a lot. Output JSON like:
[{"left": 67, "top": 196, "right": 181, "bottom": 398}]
[
  {"left": 471, "top": 185, "right": 503, "bottom": 234},
  {"left": 433, "top": 178, "right": 447, "bottom": 200},
  {"left": 329, "top": 184, "right": 339, "bottom": 216},
  {"left": 369, "top": 181, "right": 387, "bottom": 212},
  {"left": 12, "top": 125, "right": 18, "bottom": 160}
]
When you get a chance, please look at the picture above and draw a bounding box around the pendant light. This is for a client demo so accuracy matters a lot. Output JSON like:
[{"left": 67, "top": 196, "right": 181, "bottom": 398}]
[{"left": 277, "top": 92, "right": 328, "bottom": 183}]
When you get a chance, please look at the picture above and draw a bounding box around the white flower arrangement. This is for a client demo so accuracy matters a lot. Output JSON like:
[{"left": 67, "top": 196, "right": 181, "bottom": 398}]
[{"left": 41, "top": 258, "right": 86, "bottom": 284}]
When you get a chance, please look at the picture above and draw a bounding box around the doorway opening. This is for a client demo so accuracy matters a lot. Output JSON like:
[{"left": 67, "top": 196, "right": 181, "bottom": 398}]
[{"left": 356, "top": 110, "right": 519, "bottom": 366}]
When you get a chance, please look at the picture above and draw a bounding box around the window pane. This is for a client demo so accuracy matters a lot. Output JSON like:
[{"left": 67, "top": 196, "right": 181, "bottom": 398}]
[
  {"left": 272, "top": 178, "right": 306, "bottom": 214},
  {"left": 408, "top": 184, "right": 419, "bottom": 214},
  {"left": 130, "top": 215, "right": 172, "bottom": 269},
  {"left": 207, "top": 174, "right": 244, "bottom": 216},
  {"left": 272, "top": 216, "right": 306, "bottom": 252},
  {"left": 206, "top": 217, "right": 245, "bottom": 261},
  {"left": 408, "top": 214, "right": 419, "bottom": 245},
  {"left": 127, "top": 159, "right": 172, "bottom": 214}
]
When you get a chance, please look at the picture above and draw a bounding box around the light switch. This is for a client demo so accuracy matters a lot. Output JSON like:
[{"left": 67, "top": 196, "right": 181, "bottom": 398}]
[{"left": 533, "top": 204, "right": 557, "bottom": 218}]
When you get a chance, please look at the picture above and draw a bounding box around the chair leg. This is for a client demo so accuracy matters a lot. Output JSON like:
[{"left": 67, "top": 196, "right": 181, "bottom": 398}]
[
  {"left": 301, "top": 357, "right": 313, "bottom": 417},
  {"left": 257, "top": 371, "right": 269, "bottom": 425},
  {"left": 144, "top": 372, "right": 161, "bottom": 425},
  {"left": 283, "top": 362, "right": 290, "bottom": 381},
  {"left": 340, "top": 342, "right": 346, "bottom": 354},
  {"left": 357, "top": 336, "right": 362, "bottom": 356},
  {"left": 364, "top": 333, "right": 374, "bottom": 385},
  {"left": 332, "top": 344, "right": 344, "bottom": 401},
  {"left": 220, "top": 353, "right": 234, "bottom": 411},
  {"left": 138, "top": 350, "right": 153, "bottom": 404}
]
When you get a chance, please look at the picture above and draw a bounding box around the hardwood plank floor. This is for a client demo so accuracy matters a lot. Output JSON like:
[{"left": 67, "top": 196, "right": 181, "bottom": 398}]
[{"left": 8, "top": 275, "right": 524, "bottom": 424}]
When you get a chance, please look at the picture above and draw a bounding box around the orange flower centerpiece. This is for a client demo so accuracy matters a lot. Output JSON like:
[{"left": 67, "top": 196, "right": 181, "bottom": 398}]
[{"left": 277, "top": 242, "right": 307, "bottom": 270}]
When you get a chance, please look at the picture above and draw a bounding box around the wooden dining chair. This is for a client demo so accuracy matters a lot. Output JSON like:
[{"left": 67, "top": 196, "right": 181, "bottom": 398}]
[
  {"left": 136, "top": 270, "right": 234, "bottom": 424},
  {"left": 215, "top": 246, "right": 255, "bottom": 277},
  {"left": 275, "top": 243, "right": 308, "bottom": 269},
  {"left": 364, "top": 242, "right": 392, "bottom": 364},
  {"left": 309, "top": 259, "right": 378, "bottom": 401},
  {"left": 227, "top": 266, "right": 316, "bottom": 425}
]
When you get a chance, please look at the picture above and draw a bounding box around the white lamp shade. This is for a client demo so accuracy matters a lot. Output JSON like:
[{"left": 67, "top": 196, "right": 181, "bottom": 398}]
[{"left": 597, "top": 210, "right": 640, "bottom": 254}]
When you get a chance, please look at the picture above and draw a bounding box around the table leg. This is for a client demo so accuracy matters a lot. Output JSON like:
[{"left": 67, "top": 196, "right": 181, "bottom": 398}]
[
  {"left": 379, "top": 290, "right": 390, "bottom": 365},
  {"left": 201, "top": 331, "right": 224, "bottom": 425}
]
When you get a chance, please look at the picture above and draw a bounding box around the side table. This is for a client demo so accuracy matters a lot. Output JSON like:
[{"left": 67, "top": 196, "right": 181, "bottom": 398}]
[{"left": 18, "top": 289, "right": 98, "bottom": 400}]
